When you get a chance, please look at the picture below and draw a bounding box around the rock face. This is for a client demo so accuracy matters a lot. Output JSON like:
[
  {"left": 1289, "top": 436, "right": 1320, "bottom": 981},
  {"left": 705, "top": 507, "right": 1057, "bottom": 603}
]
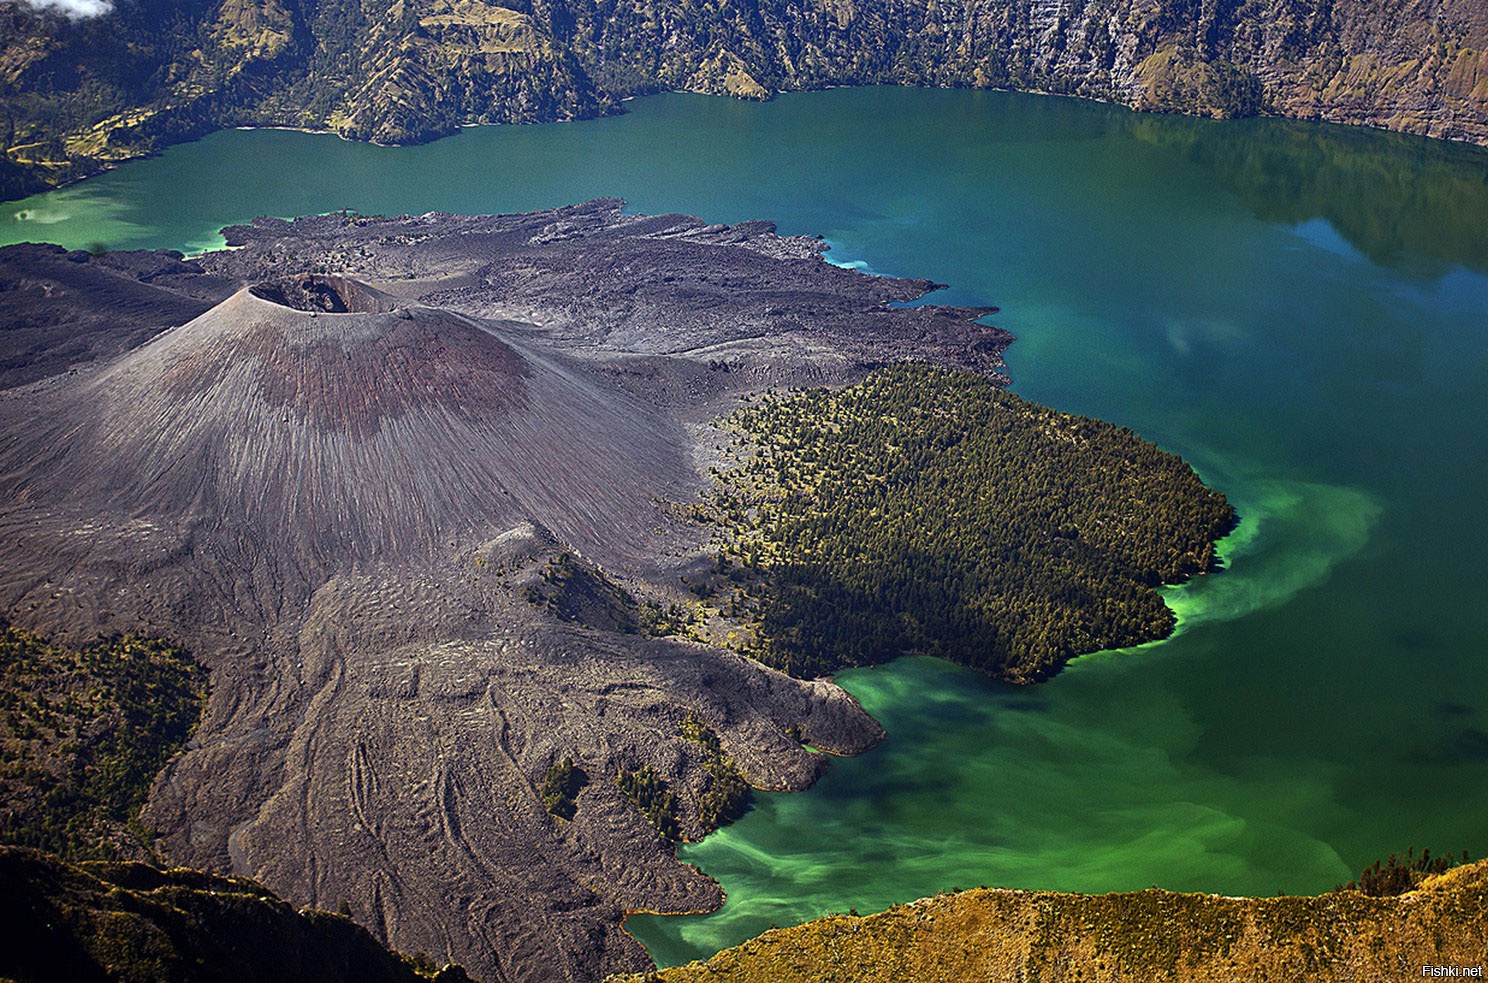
[
  {"left": 0, "top": 200, "right": 1003, "bottom": 982},
  {"left": 3, "top": 0, "right": 1487, "bottom": 198}
]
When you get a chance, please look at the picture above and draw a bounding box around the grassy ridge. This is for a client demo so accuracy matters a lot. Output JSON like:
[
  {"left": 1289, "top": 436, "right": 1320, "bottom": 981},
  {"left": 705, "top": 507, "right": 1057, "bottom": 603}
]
[{"left": 612, "top": 860, "right": 1488, "bottom": 982}]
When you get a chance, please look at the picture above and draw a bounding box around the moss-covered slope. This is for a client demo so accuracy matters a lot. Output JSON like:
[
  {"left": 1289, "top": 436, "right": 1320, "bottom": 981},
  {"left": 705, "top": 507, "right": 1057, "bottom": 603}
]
[{"left": 613, "top": 860, "right": 1488, "bottom": 982}]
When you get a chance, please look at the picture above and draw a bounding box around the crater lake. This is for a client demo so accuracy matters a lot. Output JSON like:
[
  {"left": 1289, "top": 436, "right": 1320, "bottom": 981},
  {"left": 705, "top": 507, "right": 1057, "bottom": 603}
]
[{"left": 5, "top": 85, "right": 1487, "bottom": 967}]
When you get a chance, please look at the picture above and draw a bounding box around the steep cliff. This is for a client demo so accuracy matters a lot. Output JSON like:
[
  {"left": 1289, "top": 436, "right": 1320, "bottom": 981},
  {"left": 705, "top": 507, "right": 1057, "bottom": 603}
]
[{"left": 3, "top": 0, "right": 1486, "bottom": 199}]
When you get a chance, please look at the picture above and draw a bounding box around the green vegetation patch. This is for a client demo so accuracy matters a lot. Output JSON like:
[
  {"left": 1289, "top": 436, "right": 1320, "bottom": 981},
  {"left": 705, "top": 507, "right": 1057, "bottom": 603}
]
[
  {"left": 540, "top": 756, "right": 589, "bottom": 821},
  {"left": 709, "top": 365, "right": 1236, "bottom": 681},
  {"left": 679, "top": 713, "right": 751, "bottom": 833},
  {"left": 617, "top": 765, "right": 680, "bottom": 841},
  {"left": 1336, "top": 846, "right": 1471, "bottom": 897},
  {"left": 0, "top": 623, "right": 208, "bottom": 860}
]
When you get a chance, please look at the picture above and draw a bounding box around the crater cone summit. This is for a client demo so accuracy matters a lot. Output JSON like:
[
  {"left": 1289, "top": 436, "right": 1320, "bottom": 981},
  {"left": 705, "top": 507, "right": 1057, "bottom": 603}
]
[{"left": 2, "top": 274, "right": 689, "bottom": 578}]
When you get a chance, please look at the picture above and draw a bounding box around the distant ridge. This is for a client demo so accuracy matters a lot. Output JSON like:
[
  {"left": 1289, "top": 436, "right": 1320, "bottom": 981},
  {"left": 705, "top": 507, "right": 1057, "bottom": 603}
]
[{"left": 3, "top": 0, "right": 1487, "bottom": 197}]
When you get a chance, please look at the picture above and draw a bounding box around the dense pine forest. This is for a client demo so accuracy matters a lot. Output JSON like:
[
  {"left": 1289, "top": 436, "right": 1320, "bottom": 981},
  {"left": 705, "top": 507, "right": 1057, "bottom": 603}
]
[{"left": 707, "top": 365, "right": 1237, "bottom": 682}]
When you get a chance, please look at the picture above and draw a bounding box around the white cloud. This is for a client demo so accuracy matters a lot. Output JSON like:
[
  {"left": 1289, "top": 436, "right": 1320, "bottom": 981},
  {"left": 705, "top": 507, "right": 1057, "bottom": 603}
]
[{"left": 15, "top": 0, "right": 114, "bottom": 19}]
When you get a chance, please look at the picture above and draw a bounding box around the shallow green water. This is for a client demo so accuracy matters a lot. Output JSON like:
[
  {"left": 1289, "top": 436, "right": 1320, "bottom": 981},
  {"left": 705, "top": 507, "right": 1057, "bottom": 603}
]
[{"left": 6, "top": 87, "right": 1488, "bottom": 967}]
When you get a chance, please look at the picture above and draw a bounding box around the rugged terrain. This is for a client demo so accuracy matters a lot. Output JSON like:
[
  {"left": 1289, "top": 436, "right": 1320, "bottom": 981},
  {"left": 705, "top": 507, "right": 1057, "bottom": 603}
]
[
  {"left": 0, "top": 846, "right": 473, "bottom": 983},
  {"left": 3, "top": 0, "right": 1488, "bottom": 198},
  {"left": 611, "top": 859, "right": 1488, "bottom": 982},
  {"left": 0, "top": 200, "right": 1010, "bottom": 982},
  {"left": 0, "top": 624, "right": 207, "bottom": 860}
]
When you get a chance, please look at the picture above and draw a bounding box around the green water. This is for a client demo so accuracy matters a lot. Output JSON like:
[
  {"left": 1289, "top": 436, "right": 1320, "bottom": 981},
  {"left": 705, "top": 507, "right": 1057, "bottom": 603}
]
[{"left": 6, "top": 87, "right": 1488, "bottom": 966}]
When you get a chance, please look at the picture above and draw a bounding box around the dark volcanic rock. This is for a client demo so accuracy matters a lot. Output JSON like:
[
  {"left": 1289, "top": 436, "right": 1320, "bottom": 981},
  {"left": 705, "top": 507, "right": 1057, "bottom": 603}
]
[
  {"left": 0, "top": 201, "right": 1003, "bottom": 982},
  {"left": 0, "top": 245, "right": 234, "bottom": 390},
  {"left": 203, "top": 200, "right": 1010, "bottom": 416}
]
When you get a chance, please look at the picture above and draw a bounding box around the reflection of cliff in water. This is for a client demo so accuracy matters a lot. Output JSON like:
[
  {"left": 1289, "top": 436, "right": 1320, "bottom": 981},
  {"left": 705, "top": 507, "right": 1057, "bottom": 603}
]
[{"left": 1130, "top": 114, "right": 1488, "bottom": 276}]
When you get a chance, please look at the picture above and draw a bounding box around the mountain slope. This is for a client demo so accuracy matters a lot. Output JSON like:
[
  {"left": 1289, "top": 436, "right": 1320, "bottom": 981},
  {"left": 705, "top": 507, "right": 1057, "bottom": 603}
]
[
  {"left": 6, "top": 274, "right": 687, "bottom": 571},
  {"left": 612, "top": 860, "right": 1488, "bottom": 983},
  {"left": 0, "top": 847, "right": 472, "bottom": 983},
  {"left": 3, "top": 0, "right": 1487, "bottom": 198}
]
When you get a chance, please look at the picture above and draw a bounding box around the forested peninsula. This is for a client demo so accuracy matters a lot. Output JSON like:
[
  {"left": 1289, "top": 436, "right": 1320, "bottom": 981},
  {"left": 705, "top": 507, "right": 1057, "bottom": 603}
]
[
  {"left": 4, "top": 0, "right": 1488, "bottom": 198},
  {"left": 696, "top": 365, "right": 1235, "bottom": 682}
]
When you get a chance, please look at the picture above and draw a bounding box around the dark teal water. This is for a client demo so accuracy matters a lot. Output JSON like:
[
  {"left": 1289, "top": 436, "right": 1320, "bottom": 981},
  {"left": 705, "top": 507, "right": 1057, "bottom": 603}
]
[{"left": 6, "top": 87, "right": 1488, "bottom": 967}]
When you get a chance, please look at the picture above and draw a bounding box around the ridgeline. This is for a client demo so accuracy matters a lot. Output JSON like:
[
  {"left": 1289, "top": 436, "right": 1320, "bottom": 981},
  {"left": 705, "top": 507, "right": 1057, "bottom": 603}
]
[
  {"left": 4, "top": 0, "right": 1487, "bottom": 198},
  {"left": 0, "top": 847, "right": 473, "bottom": 983},
  {"left": 609, "top": 858, "right": 1488, "bottom": 983}
]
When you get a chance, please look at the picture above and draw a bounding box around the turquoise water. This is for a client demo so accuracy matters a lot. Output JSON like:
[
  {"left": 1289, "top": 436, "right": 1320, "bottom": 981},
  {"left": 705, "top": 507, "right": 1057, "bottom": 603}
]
[{"left": 6, "top": 87, "right": 1488, "bottom": 966}]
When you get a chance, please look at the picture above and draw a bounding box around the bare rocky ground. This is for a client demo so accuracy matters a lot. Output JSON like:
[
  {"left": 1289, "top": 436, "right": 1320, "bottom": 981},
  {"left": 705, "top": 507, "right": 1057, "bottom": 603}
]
[{"left": 0, "top": 200, "right": 1010, "bottom": 982}]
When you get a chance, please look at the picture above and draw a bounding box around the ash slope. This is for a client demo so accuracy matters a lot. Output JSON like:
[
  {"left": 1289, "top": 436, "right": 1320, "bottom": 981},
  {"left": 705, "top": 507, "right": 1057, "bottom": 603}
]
[
  {"left": 8, "top": 277, "right": 683, "bottom": 573},
  {"left": 0, "top": 201, "right": 1006, "bottom": 983},
  {"left": 0, "top": 244, "right": 233, "bottom": 389}
]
